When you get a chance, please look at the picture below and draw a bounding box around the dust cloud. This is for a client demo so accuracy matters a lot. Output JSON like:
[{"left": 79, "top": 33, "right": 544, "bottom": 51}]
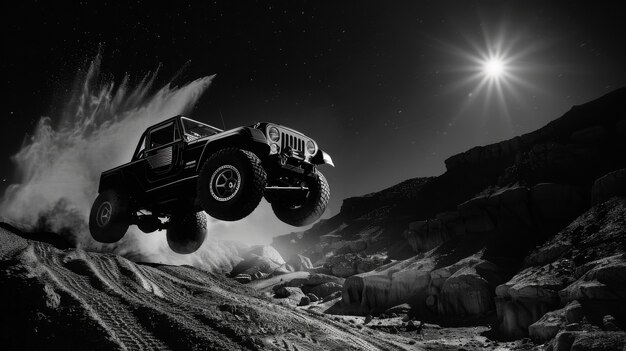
[{"left": 0, "top": 55, "right": 299, "bottom": 272}]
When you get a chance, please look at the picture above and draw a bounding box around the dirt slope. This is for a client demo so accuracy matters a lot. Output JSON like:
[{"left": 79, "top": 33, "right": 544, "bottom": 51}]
[{"left": 0, "top": 225, "right": 415, "bottom": 351}]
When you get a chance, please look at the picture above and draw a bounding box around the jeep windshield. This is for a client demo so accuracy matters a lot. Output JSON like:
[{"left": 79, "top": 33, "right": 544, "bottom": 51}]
[{"left": 181, "top": 117, "right": 222, "bottom": 142}]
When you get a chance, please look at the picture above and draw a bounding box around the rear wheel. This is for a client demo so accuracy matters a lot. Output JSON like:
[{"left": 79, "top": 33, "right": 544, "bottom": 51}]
[
  {"left": 197, "top": 148, "right": 267, "bottom": 221},
  {"left": 89, "top": 190, "right": 131, "bottom": 243},
  {"left": 271, "top": 170, "right": 330, "bottom": 227},
  {"left": 166, "top": 212, "right": 207, "bottom": 254}
]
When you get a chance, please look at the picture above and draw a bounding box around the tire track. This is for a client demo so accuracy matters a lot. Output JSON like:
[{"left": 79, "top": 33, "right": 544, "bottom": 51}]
[
  {"left": 3, "top": 229, "right": 417, "bottom": 350},
  {"left": 34, "top": 244, "right": 168, "bottom": 350}
]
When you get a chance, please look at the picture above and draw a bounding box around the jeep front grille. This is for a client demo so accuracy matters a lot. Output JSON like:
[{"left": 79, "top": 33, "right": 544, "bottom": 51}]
[{"left": 281, "top": 131, "right": 305, "bottom": 153}]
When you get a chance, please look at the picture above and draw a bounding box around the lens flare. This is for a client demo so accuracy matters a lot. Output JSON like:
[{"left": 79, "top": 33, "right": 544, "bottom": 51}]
[
  {"left": 483, "top": 57, "right": 505, "bottom": 79},
  {"left": 436, "top": 21, "right": 548, "bottom": 136}
]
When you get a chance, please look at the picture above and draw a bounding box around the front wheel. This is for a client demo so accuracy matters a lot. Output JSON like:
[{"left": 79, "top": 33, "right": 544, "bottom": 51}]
[
  {"left": 89, "top": 190, "right": 131, "bottom": 243},
  {"left": 197, "top": 148, "right": 267, "bottom": 221},
  {"left": 166, "top": 212, "right": 207, "bottom": 254},
  {"left": 271, "top": 170, "right": 330, "bottom": 227}
]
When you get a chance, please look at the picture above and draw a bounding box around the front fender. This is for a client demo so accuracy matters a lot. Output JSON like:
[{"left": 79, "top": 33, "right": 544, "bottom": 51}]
[
  {"left": 197, "top": 127, "right": 270, "bottom": 171},
  {"left": 311, "top": 149, "right": 334, "bottom": 167}
]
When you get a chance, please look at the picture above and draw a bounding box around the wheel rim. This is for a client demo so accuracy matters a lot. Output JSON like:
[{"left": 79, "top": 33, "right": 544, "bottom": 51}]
[
  {"left": 96, "top": 201, "right": 112, "bottom": 227},
  {"left": 209, "top": 165, "right": 241, "bottom": 201}
]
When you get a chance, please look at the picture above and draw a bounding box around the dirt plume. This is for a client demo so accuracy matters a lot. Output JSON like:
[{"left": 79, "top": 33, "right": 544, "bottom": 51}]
[{"left": 0, "top": 55, "right": 247, "bottom": 271}]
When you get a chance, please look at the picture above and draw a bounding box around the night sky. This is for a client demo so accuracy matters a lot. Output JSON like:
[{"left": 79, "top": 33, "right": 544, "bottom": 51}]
[{"left": 3, "top": 0, "right": 626, "bottom": 216}]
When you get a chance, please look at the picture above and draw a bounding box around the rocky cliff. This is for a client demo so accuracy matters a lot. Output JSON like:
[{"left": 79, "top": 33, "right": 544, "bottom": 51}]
[{"left": 271, "top": 88, "right": 626, "bottom": 347}]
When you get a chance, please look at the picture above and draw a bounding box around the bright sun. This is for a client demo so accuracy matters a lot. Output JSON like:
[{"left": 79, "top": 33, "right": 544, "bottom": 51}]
[{"left": 484, "top": 57, "right": 505, "bottom": 78}]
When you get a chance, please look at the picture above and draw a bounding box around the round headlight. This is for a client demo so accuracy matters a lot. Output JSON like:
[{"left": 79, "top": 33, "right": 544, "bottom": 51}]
[
  {"left": 306, "top": 140, "right": 317, "bottom": 154},
  {"left": 268, "top": 127, "right": 280, "bottom": 142}
]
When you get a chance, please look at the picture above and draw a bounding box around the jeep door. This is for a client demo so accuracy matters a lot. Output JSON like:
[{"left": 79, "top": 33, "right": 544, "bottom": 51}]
[
  {"left": 141, "top": 120, "right": 185, "bottom": 190},
  {"left": 146, "top": 120, "right": 183, "bottom": 182}
]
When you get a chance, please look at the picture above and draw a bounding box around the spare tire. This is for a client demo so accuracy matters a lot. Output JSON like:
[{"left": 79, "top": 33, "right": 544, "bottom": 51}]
[
  {"left": 89, "top": 189, "right": 131, "bottom": 243},
  {"left": 166, "top": 212, "right": 207, "bottom": 254},
  {"left": 271, "top": 170, "right": 330, "bottom": 227},
  {"left": 197, "top": 148, "right": 267, "bottom": 221}
]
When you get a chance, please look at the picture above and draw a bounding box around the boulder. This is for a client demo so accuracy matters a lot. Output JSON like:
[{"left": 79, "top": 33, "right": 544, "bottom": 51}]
[
  {"left": 274, "top": 286, "right": 303, "bottom": 299},
  {"left": 496, "top": 259, "right": 575, "bottom": 338},
  {"left": 310, "top": 282, "right": 343, "bottom": 299},
  {"left": 306, "top": 293, "right": 319, "bottom": 302},
  {"left": 529, "top": 308, "right": 565, "bottom": 342},
  {"left": 330, "top": 256, "right": 357, "bottom": 277},
  {"left": 591, "top": 168, "right": 626, "bottom": 205},
  {"left": 559, "top": 254, "right": 626, "bottom": 302},
  {"left": 274, "top": 287, "right": 306, "bottom": 305},
  {"left": 342, "top": 255, "right": 436, "bottom": 314},
  {"left": 341, "top": 250, "right": 506, "bottom": 318},
  {"left": 565, "top": 300, "right": 583, "bottom": 324},
  {"left": 231, "top": 245, "right": 286, "bottom": 278},
  {"left": 287, "top": 254, "right": 313, "bottom": 272},
  {"left": 437, "top": 265, "right": 493, "bottom": 317},
  {"left": 298, "top": 296, "right": 310, "bottom": 306},
  {"left": 231, "top": 255, "right": 282, "bottom": 277},
  {"left": 406, "top": 320, "right": 423, "bottom": 332},
  {"left": 428, "top": 256, "right": 504, "bottom": 318},
  {"left": 286, "top": 274, "right": 345, "bottom": 289},
  {"left": 364, "top": 315, "right": 373, "bottom": 325}
]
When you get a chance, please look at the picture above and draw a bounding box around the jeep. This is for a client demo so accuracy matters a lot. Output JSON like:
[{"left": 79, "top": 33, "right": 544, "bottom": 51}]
[{"left": 88, "top": 115, "right": 333, "bottom": 253}]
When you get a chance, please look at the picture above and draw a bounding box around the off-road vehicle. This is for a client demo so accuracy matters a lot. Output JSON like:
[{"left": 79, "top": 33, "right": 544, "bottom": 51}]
[{"left": 89, "top": 116, "right": 333, "bottom": 253}]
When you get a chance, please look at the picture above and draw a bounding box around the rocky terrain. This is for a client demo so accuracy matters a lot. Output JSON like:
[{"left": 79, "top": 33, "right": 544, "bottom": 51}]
[
  {"left": 268, "top": 88, "right": 626, "bottom": 349},
  {"left": 0, "top": 224, "right": 416, "bottom": 350},
  {"left": 2, "top": 88, "right": 626, "bottom": 350},
  {"left": 1, "top": 223, "right": 544, "bottom": 351}
]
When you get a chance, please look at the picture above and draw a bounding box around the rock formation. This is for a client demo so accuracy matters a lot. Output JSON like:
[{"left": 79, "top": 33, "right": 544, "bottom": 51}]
[{"left": 270, "top": 88, "right": 626, "bottom": 345}]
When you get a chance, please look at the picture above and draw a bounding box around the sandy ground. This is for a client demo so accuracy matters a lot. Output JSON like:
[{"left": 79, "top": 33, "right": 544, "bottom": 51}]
[{"left": 0, "top": 224, "right": 536, "bottom": 350}]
